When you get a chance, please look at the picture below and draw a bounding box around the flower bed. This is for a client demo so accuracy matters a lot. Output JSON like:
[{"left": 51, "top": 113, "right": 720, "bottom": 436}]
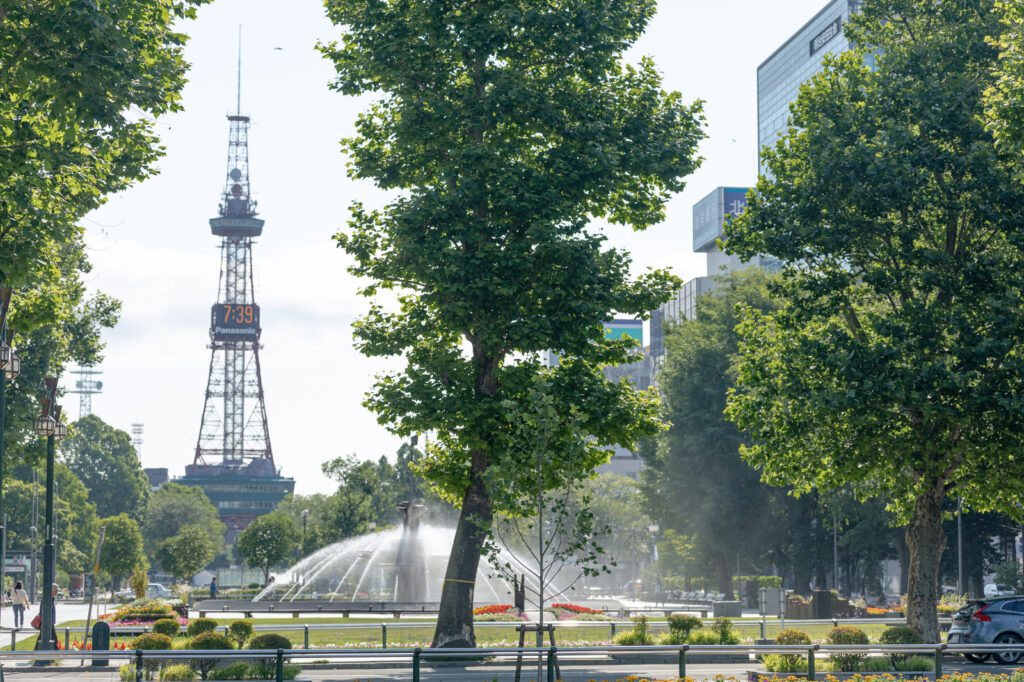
[
  {"left": 472, "top": 604, "right": 528, "bottom": 621},
  {"left": 551, "top": 603, "right": 617, "bottom": 621},
  {"left": 101, "top": 598, "right": 179, "bottom": 624}
]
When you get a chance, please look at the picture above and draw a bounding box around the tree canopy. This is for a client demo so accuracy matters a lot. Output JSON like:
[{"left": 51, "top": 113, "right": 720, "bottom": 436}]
[
  {"left": 642, "top": 270, "right": 785, "bottom": 598},
  {"left": 99, "top": 513, "right": 145, "bottom": 586},
  {"left": 235, "top": 513, "right": 297, "bottom": 585},
  {"left": 142, "top": 483, "right": 225, "bottom": 559},
  {"left": 325, "top": 0, "right": 703, "bottom": 647},
  {"left": 724, "top": 0, "right": 1024, "bottom": 641},
  {"left": 62, "top": 414, "right": 148, "bottom": 521},
  {"left": 157, "top": 524, "right": 215, "bottom": 584}
]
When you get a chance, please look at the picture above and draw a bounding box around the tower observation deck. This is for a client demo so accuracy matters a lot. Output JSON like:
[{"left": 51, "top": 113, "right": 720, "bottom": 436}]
[{"left": 179, "top": 89, "right": 293, "bottom": 545}]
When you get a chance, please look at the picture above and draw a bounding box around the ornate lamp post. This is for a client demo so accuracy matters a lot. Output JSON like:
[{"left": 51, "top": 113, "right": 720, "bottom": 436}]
[
  {"left": 0, "top": 288, "right": 22, "bottom": 617},
  {"left": 33, "top": 378, "right": 65, "bottom": 651}
]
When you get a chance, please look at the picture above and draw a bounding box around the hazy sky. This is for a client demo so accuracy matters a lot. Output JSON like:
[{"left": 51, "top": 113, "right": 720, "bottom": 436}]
[{"left": 80, "top": 0, "right": 830, "bottom": 494}]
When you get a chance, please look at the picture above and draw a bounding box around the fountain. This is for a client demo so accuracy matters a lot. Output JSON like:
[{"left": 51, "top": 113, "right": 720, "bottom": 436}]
[{"left": 250, "top": 502, "right": 580, "bottom": 609}]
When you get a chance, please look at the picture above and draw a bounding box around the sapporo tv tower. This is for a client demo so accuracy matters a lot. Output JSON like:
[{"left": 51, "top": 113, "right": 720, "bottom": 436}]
[{"left": 179, "top": 42, "right": 294, "bottom": 544}]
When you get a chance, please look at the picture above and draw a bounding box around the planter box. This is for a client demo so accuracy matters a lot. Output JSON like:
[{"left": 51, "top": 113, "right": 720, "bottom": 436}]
[{"left": 749, "top": 672, "right": 932, "bottom": 681}]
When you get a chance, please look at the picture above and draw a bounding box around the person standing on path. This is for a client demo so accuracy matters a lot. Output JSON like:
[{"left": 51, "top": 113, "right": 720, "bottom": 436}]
[
  {"left": 209, "top": 576, "right": 218, "bottom": 599},
  {"left": 11, "top": 581, "right": 28, "bottom": 628}
]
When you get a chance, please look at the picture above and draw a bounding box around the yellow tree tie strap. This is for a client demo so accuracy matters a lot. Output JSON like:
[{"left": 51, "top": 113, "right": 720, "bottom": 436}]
[{"left": 443, "top": 578, "right": 476, "bottom": 585}]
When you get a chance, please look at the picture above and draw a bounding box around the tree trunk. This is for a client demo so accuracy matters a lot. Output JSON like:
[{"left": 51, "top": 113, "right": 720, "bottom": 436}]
[
  {"left": 715, "top": 553, "right": 734, "bottom": 599},
  {"left": 905, "top": 486, "right": 947, "bottom": 642},
  {"left": 431, "top": 474, "right": 492, "bottom": 648}
]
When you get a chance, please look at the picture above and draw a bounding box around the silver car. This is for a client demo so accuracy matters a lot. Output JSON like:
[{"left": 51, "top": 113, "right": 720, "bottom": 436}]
[{"left": 947, "top": 597, "right": 1024, "bottom": 664}]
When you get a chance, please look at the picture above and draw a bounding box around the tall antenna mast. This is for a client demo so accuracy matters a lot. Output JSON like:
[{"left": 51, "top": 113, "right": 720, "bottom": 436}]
[{"left": 236, "top": 25, "right": 242, "bottom": 117}]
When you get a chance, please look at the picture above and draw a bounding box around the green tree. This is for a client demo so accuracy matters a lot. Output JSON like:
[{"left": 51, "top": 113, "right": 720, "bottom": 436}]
[
  {"left": 723, "top": 0, "right": 1024, "bottom": 642},
  {"left": 988, "top": 1, "right": 1024, "bottom": 156},
  {"left": 641, "top": 270, "right": 785, "bottom": 598},
  {"left": 61, "top": 414, "right": 148, "bottom": 521},
  {"left": 319, "top": 455, "right": 385, "bottom": 539},
  {"left": 99, "top": 513, "right": 144, "bottom": 588},
  {"left": 0, "top": 0, "right": 206, "bottom": 290},
  {"left": 235, "top": 513, "right": 298, "bottom": 585},
  {"left": 142, "top": 483, "right": 225, "bottom": 559},
  {"left": 325, "top": 0, "right": 703, "bottom": 647},
  {"left": 156, "top": 524, "right": 215, "bottom": 584}
]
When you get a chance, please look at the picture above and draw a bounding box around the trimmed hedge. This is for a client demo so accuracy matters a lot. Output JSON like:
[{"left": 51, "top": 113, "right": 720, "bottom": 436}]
[
  {"left": 186, "top": 617, "right": 219, "bottom": 638},
  {"left": 152, "top": 618, "right": 181, "bottom": 638}
]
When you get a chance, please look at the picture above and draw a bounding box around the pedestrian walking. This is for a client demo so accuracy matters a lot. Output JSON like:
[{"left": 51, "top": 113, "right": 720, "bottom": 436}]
[
  {"left": 209, "top": 576, "right": 218, "bottom": 599},
  {"left": 11, "top": 580, "right": 28, "bottom": 628}
]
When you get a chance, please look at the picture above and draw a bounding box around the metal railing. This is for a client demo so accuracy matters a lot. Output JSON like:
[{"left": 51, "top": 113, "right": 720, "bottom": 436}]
[{"left": 0, "top": 642, "right": 1021, "bottom": 682}]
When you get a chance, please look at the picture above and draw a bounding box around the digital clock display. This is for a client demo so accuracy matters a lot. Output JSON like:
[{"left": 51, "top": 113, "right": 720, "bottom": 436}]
[{"left": 210, "top": 304, "right": 260, "bottom": 340}]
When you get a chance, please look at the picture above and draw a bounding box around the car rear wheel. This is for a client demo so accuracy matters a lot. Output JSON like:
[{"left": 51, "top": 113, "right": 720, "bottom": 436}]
[
  {"left": 964, "top": 653, "right": 990, "bottom": 663},
  {"left": 993, "top": 633, "right": 1023, "bottom": 664}
]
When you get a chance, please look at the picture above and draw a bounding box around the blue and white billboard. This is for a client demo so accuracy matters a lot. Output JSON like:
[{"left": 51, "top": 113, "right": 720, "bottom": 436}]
[{"left": 692, "top": 186, "right": 750, "bottom": 253}]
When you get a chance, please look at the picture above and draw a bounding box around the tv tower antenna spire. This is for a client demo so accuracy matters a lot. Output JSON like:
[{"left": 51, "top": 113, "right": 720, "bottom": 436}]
[{"left": 236, "top": 25, "right": 242, "bottom": 117}]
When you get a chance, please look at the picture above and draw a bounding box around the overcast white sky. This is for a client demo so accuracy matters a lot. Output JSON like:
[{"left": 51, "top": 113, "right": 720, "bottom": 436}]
[{"left": 80, "top": 0, "right": 829, "bottom": 494}]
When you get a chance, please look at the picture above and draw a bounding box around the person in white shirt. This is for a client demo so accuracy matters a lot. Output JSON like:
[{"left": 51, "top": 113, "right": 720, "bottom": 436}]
[{"left": 11, "top": 581, "right": 28, "bottom": 628}]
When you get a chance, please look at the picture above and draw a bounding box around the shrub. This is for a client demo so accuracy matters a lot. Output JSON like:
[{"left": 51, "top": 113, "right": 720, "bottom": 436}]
[
  {"left": 186, "top": 618, "right": 219, "bottom": 638},
  {"left": 827, "top": 625, "right": 869, "bottom": 671},
  {"left": 894, "top": 654, "right": 934, "bottom": 672},
  {"left": 120, "top": 663, "right": 137, "bottom": 681},
  {"left": 710, "top": 618, "right": 739, "bottom": 645},
  {"left": 228, "top": 620, "right": 254, "bottom": 648},
  {"left": 248, "top": 633, "right": 293, "bottom": 667},
  {"left": 130, "top": 566, "right": 150, "bottom": 600},
  {"left": 152, "top": 619, "right": 181, "bottom": 638},
  {"left": 879, "top": 625, "right": 923, "bottom": 645},
  {"left": 667, "top": 614, "right": 702, "bottom": 639},
  {"left": 245, "top": 663, "right": 301, "bottom": 680},
  {"left": 130, "top": 633, "right": 172, "bottom": 679},
  {"left": 863, "top": 656, "right": 895, "bottom": 672},
  {"left": 159, "top": 664, "right": 198, "bottom": 681},
  {"left": 768, "top": 629, "right": 811, "bottom": 669},
  {"left": 687, "top": 629, "right": 723, "bottom": 645},
  {"left": 658, "top": 630, "right": 688, "bottom": 645},
  {"left": 879, "top": 625, "right": 923, "bottom": 665},
  {"left": 247, "top": 582, "right": 262, "bottom": 590},
  {"left": 762, "top": 653, "right": 808, "bottom": 673},
  {"left": 187, "top": 632, "right": 233, "bottom": 680},
  {"left": 612, "top": 616, "right": 654, "bottom": 646},
  {"left": 206, "top": 663, "right": 250, "bottom": 680}
]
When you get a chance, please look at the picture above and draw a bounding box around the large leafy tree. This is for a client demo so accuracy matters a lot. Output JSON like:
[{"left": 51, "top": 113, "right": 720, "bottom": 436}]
[
  {"left": 62, "top": 414, "right": 149, "bottom": 521},
  {"left": 99, "top": 513, "right": 145, "bottom": 588},
  {"left": 156, "top": 524, "right": 215, "bottom": 584},
  {"left": 324, "top": 0, "right": 703, "bottom": 646},
  {"left": 235, "top": 513, "right": 297, "bottom": 585},
  {"left": 723, "top": 0, "right": 1024, "bottom": 641},
  {"left": 988, "top": 0, "right": 1024, "bottom": 156},
  {"left": 0, "top": 0, "right": 206, "bottom": 289},
  {"left": 641, "top": 270, "right": 785, "bottom": 598},
  {"left": 142, "top": 483, "right": 225, "bottom": 559}
]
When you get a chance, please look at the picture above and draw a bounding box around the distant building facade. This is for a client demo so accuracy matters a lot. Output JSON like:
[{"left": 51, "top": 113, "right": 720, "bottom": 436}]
[{"left": 758, "top": 0, "right": 859, "bottom": 169}]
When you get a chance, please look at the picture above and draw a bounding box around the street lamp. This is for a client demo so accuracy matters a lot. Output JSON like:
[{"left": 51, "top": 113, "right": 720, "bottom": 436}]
[
  {"left": 0, "top": 288, "right": 23, "bottom": 623},
  {"left": 33, "top": 378, "right": 65, "bottom": 652}
]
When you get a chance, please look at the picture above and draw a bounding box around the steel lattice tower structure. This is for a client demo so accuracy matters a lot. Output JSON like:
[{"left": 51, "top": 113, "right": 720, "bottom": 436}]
[
  {"left": 193, "top": 109, "right": 274, "bottom": 468},
  {"left": 182, "top": 51, "right": 293, "bottom": 543}
]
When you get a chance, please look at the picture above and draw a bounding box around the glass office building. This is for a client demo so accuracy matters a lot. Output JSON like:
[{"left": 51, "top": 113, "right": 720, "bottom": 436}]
[{"left": 757, "top": 0, "right": 858, "bottom": 168}]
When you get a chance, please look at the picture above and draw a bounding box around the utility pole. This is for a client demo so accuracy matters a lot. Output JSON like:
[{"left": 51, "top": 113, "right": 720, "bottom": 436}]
[{"left": 957, "top": 498, "right": 964, "bottom": 596}]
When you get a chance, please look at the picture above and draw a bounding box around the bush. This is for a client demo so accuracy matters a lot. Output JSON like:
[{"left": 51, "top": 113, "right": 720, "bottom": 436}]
[
  {"left": 768, "top": 629, "right": 811, "bottom": 669},
  {"left": 120, "top": 663, "right": 138, "bottom": 681},
  {"left": 667, "top": 614, "right": 702, "bottom": 639},
  {"left": 187, "top": 632, "right": 233, "bottom": 680},
  {"left": 248, "top": 633, "right": 293, "bottom": 668},
  {"left": 827, "top": 625, "right": 868, "bottom": 671},
  {"left": 894, "top": 654, "right": 934, "bottom": 671},
  {"left": 159, "top": 664, "right": 198, "bottom": 681},
  {"left": 863, "top": 657, "right": 895, "bottom": 672},
  {"left": 247, "top": 582, "right": 262, "bottom": 589},
  {"left": 187, "top": 618, "right": 219, "bottom": 638},
  {"left": 130, "top": 633, "right": 172, "bottom": 679},
  {"left": 245, "top": 663, "right": 301, "bottom": 680},
  {"left": 762, "top": 653, "right": 808, "bottom": 673},
  {"left": 710, "top": 618, "right": 739, "bottom": 645},
  {"left": 612, "top": 616, "right": 654, "bottom": 646},
  {"left": 206, "top": 663, "right": 250, "bottom": 680},
  {"left": 687, "top": 629, "right": 724, "bottom": 645},
  {"left": 228, "top": 620, "right": 254, "bottom": 648},
  {"left": 879, "top": 625, "right": 923, "bottom": 645},
  {"left": 152, "top": 619, "right": 181, "bottom": 638}
]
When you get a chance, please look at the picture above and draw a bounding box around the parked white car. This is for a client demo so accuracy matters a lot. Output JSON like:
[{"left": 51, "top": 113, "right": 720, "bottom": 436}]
[{"left": 115, "top": 583, "right": 173, "bottom": 601}]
